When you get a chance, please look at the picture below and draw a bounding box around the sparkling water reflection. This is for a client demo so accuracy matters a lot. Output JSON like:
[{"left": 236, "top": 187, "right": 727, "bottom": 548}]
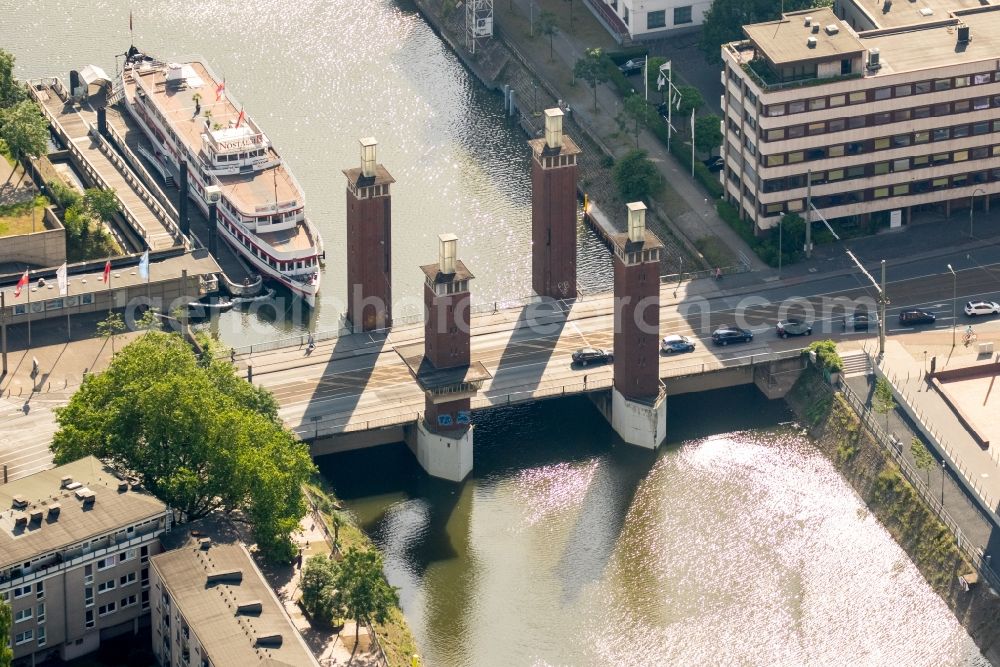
[
  {"left": 4, "top": 0, "right": 610, "bottom": 346},
  {"left": 321, "top": 389, "right": 988, "bottom": 667}
]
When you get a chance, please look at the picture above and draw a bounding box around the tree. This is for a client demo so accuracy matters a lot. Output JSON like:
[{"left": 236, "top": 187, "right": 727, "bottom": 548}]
[
  {"left": 539, "top": 12, "right": 559, "bottom": 61},
  {"left": 336, "top": 547, "right": 400, "bottom": 646},
  {"left": 97, "top": 312, "right": 126, "bottom": 356},
  {"left": 573, "top": 48, "right": 610, "bottom": 111},
  {"left": 700, "top": 0, "right": 833, "bottom": 63},
  {"left": 83, "top": 188, "right": 120, "bottom": 224},
  {"left": 0, "top": 597, "right": 12, "bottom": 667},
  {"left": 301, "top": 555, "right": 341, "bottom": 624},
  {"left": 331, "top": 511, "right": 344, "bottom": 547},
  {"left": 0, "top": 100, "right": 48, "bottom": 169},
  {"left": 51, "top": 332, "right": 316, "bottom": 562},
  {"left": 911, "top": 436, "right": 935, "bottom": 484},
  {"left": 694, "top": 113, "right": 723, "bottom": 156},
  {"left": 612, "top": 149, "right": 664, "bottom": 204},
  {"left": 873, "top": 377, "right": 896, "bottom": 430},
  {"left": 617, "top": 95, "right": 654, "bottom": 149},
  {"left": 0, "top": 48, "right": 26, "bottom": 109},
  {"left": 674, "top": 85, "right": 703, "bottom": 116}
]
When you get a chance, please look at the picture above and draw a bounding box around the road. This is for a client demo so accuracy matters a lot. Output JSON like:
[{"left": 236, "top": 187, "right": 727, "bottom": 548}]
[{"left": 252, "top": 246, "right": 1000, "bottom": 438}]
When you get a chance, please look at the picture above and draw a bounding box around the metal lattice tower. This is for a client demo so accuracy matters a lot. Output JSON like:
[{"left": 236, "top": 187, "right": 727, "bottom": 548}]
[{"left": 465, "top": 0, "right": 494, "bottom": 54}]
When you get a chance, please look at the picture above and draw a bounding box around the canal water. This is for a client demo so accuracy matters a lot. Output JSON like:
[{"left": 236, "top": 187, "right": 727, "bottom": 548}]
[
  {"left": 321, "top": 387, "right": 989, "bottom": 667},
  {"left": 4, "top": 0, "right": 612, "bottom": 347},
  {"left": 7, "top": 3, "right": 990, "bottom": 665}
]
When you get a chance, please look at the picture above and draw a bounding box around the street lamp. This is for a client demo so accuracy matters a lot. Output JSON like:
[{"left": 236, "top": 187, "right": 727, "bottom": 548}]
[
  {"left": 940, "top": 460, "right": 946, "bottom": 505},
  {"left": 970, "top": 188, "right": 986, "bottom": 238},
  {"left": 947, "top": 264, "right": 957, "bottom": 347}
]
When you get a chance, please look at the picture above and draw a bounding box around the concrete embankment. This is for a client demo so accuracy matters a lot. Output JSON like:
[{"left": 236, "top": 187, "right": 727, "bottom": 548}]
[{"left": 787, "top": 368, "right": 1000, "bottom": 663}]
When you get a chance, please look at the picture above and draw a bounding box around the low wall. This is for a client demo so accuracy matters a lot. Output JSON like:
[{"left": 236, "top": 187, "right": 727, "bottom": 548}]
[
  {"left": 931, "top": 362, "right": 1000, "bottom": 383},
  {"left": 0, "top": 208, "right": 66, "bottom": 268},
  {"left": 931, "top": 377, "right": 990, "bottom": 450}
]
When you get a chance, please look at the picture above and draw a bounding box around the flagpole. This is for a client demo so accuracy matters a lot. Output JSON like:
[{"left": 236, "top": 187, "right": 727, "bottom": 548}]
[
  {"left": 690, "top": 108, "right": 696, "bottom": 179},
  {"left": 27, "top": 270, "right": 32, "bottom": 349},
  {"left": 67, "top": 277, "right": 72, "bottom": 341},
  {"left": 1, "top": 291, "right": 7, "bottom": 377},
  {"left": 644, "top": 58, "right": 648, "bottom": 102},
  {"left": 667, "top": 65, "right": 673, "bottom": 154}
]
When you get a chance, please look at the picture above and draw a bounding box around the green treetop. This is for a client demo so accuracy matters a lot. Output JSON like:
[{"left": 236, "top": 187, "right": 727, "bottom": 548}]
[
  {"left": 336, "top": 547, "right": 400, "bottom": 644},
  {"left": 52, "top": 332, "right": 315, "bottom": 562}
]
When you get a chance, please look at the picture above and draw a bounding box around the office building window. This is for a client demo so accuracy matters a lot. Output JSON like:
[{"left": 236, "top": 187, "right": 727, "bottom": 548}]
[
  {"left": 121, "top": 594, "right": 138, "bottom": 608},
  {"left": 14, "top": 607, "right": 32, "bottom": 623},
  {"left": 37, "top": 603, "right": 45, "bottom": 623},
  {"left": 37, "top": 625, "right": 46, "bottom": 647},
  {"left": 14, "top": 630, "right": 33, "bottom": 645},
  {"left": 120, "top": 572, "right": 137, "bottom": 587},
  {"left": 13, "top": 585, "right": 31, "bottom": 599},
  {"left": 98, "top": 580, "right": 116, "bottom": 594},
  {"left": 85, "top": 609, "right": 95, "bottom": 629},
  {"left": 647, "top": 10, "right": 665, "bottom": 28},
  {"left": 84, "top": 564, "right": 94, "bottom": 584},
  {"left": 673, "top": 6, "right": 692, "bottom": 24},
  {"left": 98, "top": 601, "right": 117, "bottom": 617},
  {"left": 85, "top": 587, "right": 94, "bottom": 607},
  {"left": 97, "top": 557, "right": 114, "bottom": 571},
  {"left": 36, "top": 581, "right": 44, "bottom": 599}
]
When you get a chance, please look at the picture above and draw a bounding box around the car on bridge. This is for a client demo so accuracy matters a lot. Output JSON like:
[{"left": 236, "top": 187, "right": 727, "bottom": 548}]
[
  {"left": 843, "top": 312, "right": 878, "bottom": 331},
  {"left": 775, "top": 318, "right": 813, "bottom": 338},
  {"left": 572, "top": 347, "right": 613, "bottom": 366},
  {"left": 964, "top": 301, "right": 1000, "bottom": 317},
  {"left": 711, "top": 325, "right": 753, "bottom": 346},
  {"left": 898, "top": 309, "right": 936, "bottom": 325},
  {"left": 661, "top": 334, "right": 696, "bottom": 354}
]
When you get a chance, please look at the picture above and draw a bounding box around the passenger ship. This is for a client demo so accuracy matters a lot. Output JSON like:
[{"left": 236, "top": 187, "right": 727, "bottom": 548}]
[{"left": 118, "top": 49, "right": 323, "bottom": 305}]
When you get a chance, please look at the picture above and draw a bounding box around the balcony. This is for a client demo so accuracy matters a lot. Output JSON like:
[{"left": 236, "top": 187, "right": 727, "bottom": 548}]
[{"left": 725, "top": 41, "right": 862, "bottom": 92}]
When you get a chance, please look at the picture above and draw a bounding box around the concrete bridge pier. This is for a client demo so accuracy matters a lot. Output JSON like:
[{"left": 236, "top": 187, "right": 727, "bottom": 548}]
[
  {"left": 402, "top": 234, "right": 491, "bottom": 482},
  {"left": 606, "top": 202, "right": 667, "bottom": 449}
]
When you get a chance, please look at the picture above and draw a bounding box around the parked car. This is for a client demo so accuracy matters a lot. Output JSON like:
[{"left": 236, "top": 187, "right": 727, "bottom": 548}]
[
  {"left": 712, "top": 326, "right": 753, "bottom": 346},
  {"left": 898, "top": 309, "right": 936, "bottom": 325},
  {"left": 702, "top": 156, "right": 724, "bottom": 173},
  {"left": 964, "top": 300, "right": 1000, "bottom": 317},
  {"left": 618, "top": 58, "right": 645, "bottom": 75},
  {"left": 843, "top": 312, "right": 878, "bottom": 331},
  {"left": 572, "top": 347, "right": 613, "bottom": 366},
  {"left": 776, "top": 318, "right": 813, "bottom": 338},
  {"left": 661, "top": 334, "right": 696, "bottom": 354}
]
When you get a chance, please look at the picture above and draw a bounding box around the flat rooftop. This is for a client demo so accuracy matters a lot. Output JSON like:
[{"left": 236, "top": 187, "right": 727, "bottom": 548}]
[
  {"left": 862, "top": 9, "right": 1000, "bottom": 74},
  {"left": 852, "top": 0, "right": 989, "bottom": 29},
  {"left": 152, "top": 526, "right": 319, "bottom": 667},
  {"left": 0, "top": 456, "right": 166, "bottom": 570},
  {"left": 0, "top": 249, "right": 220, "bottom": 307},
  {"left": 743, "top": 8, "right": 865, "bottom": 66}
]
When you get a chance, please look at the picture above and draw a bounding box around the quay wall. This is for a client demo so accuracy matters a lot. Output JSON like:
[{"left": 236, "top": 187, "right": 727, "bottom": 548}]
[{"left": 0, "top": 208, "right": 66, "bottom": 268}]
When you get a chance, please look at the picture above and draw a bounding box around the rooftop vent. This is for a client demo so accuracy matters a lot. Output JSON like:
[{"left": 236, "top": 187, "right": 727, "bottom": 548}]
[
  {"left": 76, "top": 489, "right": 96, "bottom": 506},
  {"left": 544, "top": 108, "right": 564, "bottom": 150},
  {"left": 60, "top": 476, "right": 73, "bottom": 488},
  {"left": 198, "top": 537, "right": 212, "bottom": 550},
  {"left": 360, "top": 137, "right": 377, "bottom": 178},
  {"left": 627, "top": 202, "right": 647, "bottom": 243},
  {"left": 14, "top": 514, "right": 27, "bottom": 529},
  {"left": 867, "top": 48, "right": 881, "bottom": 71},
  {"left": 812, "top": 23, "right": 820, "bottom": 33},
  {"left": 882, "top": 0, "right": 892, "bottom": 13},
  {"left": 807, "top": 36, "right": 817, "bottom": 48},
  {"left": 206, "top": 569, "right": 243, "bottom": 585},
  {"left": 29, "top": 510, "right": 43, "bottom": 524},
  {"left": 958, "top": 24, "right": 971, "bottom": 43},
  {"left": 117, "top": 482, "right": 128, "bottom": 493},
  {"left": 47, "top": 504, "right": 61, "bottom": 519},
  {"left": 11, "top": 495, "right": 28, "bottom": 510},
  {"left": 236, "top": 600, "right": 263, "bottom": 615},
  {"left": 804, "top": 16, "right": 812, "bottom": 26},
  {"left": 919, "top": 7, "right": 933, "bottom": 15},
  {"left": 74, "top": 487, "right": 92, "bottom": 500},
  {"left": 825, "top": 24, "right": 840, "bottom": 35},
  {"left": 65, "top": 481, "right": 82, "bottom": 491},
  {"left": 254, "top": 634, "right": 284, "bottom": 648},
  {"left": 438, "top": 233, "right": 458, "bottom": 275}
]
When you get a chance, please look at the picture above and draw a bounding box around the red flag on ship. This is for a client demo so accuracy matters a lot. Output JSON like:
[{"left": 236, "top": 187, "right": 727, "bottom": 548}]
[
  {"left": 101, "top": 260, "right": 111, "bottom": 284},
  {"left": 235, "top": 106, "right": 245, "bottom": 129},
  {"left": 215, "top": 79, "right": 226, "bottom": 101},
  {"left": 14, "top": 270, "right": 28, "bottom": 298}
]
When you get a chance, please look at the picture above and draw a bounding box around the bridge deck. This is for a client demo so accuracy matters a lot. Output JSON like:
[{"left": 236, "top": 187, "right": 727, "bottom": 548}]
[{"left": 33, "top": 85, "right": 181, "bottom": 251}]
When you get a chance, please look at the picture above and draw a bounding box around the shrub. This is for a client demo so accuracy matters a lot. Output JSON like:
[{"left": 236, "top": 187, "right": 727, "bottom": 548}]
[{"left": 805, "top": 339, "right": 843, "bottom": 373}]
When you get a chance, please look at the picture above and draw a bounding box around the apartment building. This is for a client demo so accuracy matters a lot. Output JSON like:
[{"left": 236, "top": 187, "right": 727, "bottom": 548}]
[
  {"left": 721, "top": 2, "right": 1000, "bottom": 234},
  {"left": 1, "top": 457, "right": 169, "bottom": 665},
  {"left": 150, "top": 528, "right": 319, "bottom": 667}
]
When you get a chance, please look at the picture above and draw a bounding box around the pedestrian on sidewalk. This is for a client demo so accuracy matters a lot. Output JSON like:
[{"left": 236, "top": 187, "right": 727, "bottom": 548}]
[{"left": 715, "top": 267, "right": 722, "bottom": 280}]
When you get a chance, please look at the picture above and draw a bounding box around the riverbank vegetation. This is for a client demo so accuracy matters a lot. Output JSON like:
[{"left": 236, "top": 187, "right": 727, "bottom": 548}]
[{"left": 304, "top": 480, "right": 419, "bottom": 667}]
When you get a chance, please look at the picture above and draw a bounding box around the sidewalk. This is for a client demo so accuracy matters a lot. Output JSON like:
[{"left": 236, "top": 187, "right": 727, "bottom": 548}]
[{"left": 870, "top": 338, "right": 1000, "bottom": 519}]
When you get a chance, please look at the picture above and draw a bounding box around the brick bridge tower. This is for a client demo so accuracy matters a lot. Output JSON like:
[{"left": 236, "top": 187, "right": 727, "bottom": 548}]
[
  {"left": 529, "top": 108, "right": 582, "bottom": 301},
  {"left": 344, "top": 137, "right": 395, "bottom": 332},
  {"left": 400, "top": 234, "right": 490, "bottom": 482},
  {"left": 608, "top": 202, "right": 666, "bottom": 449}
]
